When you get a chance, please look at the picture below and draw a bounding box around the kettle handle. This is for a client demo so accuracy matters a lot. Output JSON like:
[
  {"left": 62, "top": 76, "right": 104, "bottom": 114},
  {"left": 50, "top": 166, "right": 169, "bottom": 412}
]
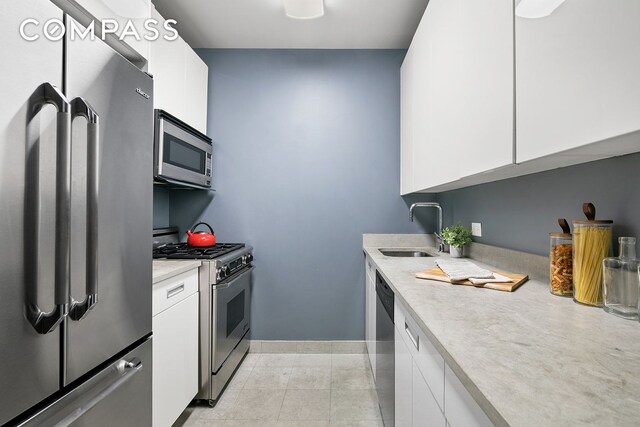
[{"left": 191, "top": 222, "right": 214, "bottom": 235}]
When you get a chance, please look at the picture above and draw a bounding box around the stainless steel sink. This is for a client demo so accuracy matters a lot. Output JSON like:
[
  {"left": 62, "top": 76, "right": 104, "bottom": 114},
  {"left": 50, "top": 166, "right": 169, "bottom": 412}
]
[{"left": 378, "top": 249, "right": 432, "bottom": 258}]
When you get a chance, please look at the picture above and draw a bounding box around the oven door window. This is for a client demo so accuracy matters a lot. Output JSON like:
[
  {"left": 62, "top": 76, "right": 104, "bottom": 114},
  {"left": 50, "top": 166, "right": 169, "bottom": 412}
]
[
  {"left": 163, "top": 133, "right": 206, "bottom": 173},
  {"left": 226, "top": 290, "right": 245, "bottom": 337}
]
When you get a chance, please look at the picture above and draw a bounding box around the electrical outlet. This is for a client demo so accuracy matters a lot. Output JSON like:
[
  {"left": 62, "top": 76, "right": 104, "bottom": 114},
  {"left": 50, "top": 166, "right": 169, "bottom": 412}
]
[{"left": 471, "top": 223, "right": 482, "bottom": 237}]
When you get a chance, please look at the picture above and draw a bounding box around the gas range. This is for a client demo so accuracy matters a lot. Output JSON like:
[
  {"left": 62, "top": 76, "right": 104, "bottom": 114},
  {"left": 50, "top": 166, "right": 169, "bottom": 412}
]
[
  {"left": 153, "top": 227, "right": 253, "bottom": 283},
  {"left": 153, "top": 227, "right": 254, "bottom": 404}
]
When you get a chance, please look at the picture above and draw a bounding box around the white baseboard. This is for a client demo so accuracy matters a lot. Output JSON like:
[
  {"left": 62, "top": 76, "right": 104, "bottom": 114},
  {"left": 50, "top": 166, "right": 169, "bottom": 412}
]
[{"left": 248, "top": 340, "right": 366, "bottom": 354}]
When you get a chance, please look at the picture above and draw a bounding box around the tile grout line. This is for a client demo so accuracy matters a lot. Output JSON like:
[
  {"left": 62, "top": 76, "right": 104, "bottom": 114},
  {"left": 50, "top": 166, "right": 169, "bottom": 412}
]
[
  {"left": 220, "top": 352, "right": 259, "bottom": 421},
  {"left": 275, "top": 356, "right": 293, "bottom": 423}
]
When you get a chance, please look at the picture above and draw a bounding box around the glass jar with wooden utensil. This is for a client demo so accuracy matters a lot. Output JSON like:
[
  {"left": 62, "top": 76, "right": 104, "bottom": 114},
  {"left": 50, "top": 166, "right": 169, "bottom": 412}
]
[
  {"left": 549, "top": 218, "right": 573, "bottom": 296},
  {"left": 572, "top": 203, "right": 613, "bottom": 306}
]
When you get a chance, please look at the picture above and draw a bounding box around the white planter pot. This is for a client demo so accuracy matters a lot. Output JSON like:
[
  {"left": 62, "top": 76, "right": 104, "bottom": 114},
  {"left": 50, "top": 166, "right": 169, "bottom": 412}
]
[{"left": 450, "top": 246, "right": 464, "bottom": 258}]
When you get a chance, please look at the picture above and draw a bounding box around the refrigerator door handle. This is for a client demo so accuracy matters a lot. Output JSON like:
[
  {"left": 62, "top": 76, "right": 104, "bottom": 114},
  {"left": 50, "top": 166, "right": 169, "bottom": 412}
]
[
  {"left": 51, "top": 357, "right": 142, "bottom": 427},
  {"left": 26, "top": 82, "right": 71, "bottom": 334},
  {"left": 69, "top": 97, "right": 100, "bottom": 321}
]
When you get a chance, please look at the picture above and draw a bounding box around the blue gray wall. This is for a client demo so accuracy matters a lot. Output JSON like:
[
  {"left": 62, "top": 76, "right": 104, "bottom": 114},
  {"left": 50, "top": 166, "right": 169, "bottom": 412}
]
[
  {"left": 437, "top": 152, "right": 640, "bottom": 256},
  {"left": 167, "top": 49, "right": 435, "bottom": 340},
  {"left": 153, "top": 187, "right": 170, "bottom": 228}
]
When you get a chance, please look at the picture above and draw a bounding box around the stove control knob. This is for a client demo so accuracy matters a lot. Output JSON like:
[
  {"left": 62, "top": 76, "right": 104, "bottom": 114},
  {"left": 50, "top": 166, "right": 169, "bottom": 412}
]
[
  {"left": 224, "top": 266, "right": 231, "bottom": 276},
  {"left": 245, "top": 253, "right": 254, "bottom": 263},
  {"left": 216, "top": 267, "right": 226, "bottom": 280}
]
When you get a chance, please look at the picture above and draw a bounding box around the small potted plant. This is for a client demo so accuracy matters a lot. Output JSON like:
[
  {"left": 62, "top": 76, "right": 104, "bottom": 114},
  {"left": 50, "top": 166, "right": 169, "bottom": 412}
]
[{"left": 441, "top": 225, "right": 472, "bottom": 258}]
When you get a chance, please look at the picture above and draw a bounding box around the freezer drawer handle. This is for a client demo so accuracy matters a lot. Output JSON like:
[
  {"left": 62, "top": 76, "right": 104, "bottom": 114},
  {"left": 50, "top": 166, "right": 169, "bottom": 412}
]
[
  {"left": 167, "top": 283, "right": 185, "bottom": 299},
  {"left": 25, "top": 82, "right": 71, "bottom": 334},
  {"left": 53, "top": 357, "right": 142, "bottom": 427},
  {"left": 405, "top": 322, "right": 420, "bottom": 351},
  {"left": 69, "top": 97, "right": 100, "bottom": 321}
]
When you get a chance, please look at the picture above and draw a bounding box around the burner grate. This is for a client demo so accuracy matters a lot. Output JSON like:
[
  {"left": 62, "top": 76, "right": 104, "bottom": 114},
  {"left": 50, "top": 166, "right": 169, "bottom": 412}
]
[{"left": 153, "top": 243, "right": 245, "bottom": 260}]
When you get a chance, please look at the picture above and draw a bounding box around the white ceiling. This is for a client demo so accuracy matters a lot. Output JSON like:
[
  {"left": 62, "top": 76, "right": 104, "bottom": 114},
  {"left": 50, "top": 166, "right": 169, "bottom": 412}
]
[{"left": 152, "top": 0, "right": 429, "bottom": 49}]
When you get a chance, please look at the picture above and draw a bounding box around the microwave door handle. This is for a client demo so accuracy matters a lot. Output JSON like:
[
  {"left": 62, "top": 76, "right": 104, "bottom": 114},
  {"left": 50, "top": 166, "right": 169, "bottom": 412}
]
[
  {"left": 69, "top": 98, "right": 100, "bottom": 321},
  {"left": 26, "top": 83, "right": 71, "bottom": 334}
]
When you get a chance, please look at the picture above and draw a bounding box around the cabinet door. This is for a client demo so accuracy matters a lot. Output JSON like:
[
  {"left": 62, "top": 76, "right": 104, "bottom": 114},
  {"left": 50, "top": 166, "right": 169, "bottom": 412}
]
[
  {"left": 444, "top": 364, "right": 494, "bottom": 427},
  {"left": 412, "top": 0, "right": 463, "bottom": 191},
  {"left": 413, "top": 361, "right": 446, "bottom": 427},
  {"left": 395, "top": 326, "right": 413, "bottom": 427},
  {"left": 458, "top": 0, "right": 514, "bottom": 176},
  {"left": 149, "top": 6, "right": 187, "bottom": 118},
  {"left": 152, "top": 293, "right": 199, "bottom": 426},
  {"left": 400, "top": 41, "right": 415, "bottom": 195},
  {"left": 516, "top": 0, "right": 640, "bottom": 163},
  {"left": 184, "top": 48, "right": 209, "bottom": 134}
]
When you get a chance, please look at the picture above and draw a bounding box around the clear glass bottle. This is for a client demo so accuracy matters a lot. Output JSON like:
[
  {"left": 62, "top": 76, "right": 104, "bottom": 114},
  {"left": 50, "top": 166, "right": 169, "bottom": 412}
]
[{"left": 603, "top": 237, "right": 639, "bottom": 320}]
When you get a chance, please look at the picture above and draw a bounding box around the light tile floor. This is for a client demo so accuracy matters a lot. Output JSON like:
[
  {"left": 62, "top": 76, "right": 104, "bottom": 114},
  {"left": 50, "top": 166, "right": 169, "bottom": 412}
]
[{"left": 173, "top": 353, "right": 383, "bottom": 427}]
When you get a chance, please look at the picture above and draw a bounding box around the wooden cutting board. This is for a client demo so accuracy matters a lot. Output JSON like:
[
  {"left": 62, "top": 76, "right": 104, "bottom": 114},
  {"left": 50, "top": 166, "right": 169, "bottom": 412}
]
[{"left": 416, "top": 267, "right": 528, "bottom": 292}]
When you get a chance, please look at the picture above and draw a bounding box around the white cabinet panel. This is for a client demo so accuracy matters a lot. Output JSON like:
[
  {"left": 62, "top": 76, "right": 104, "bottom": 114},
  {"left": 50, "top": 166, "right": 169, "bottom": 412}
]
[
  {"left": 184, "top": 47, "right": 209, "bottom": 133},
  {"left": 149, "top": 6, "right": 186, "bottom": 117},
  {"left": 416, "top": 0, "right": 463, "bottom": 190},
  {"left": 400, "top": 46, "right": 415, "bottom": 195},
  {"left": 413, "top": 361, "right": 446, "bottom": 427},
  {"left": 396, "top": 300, "right": 445, "bottom": 410},
  {"left": 152, "top": 292, "right": 199, "bottom": 427},
  {"left": 444, "top": 364, "right": 494, "bottom": 427},
  {"left": 404, "top": 315, "right": 445, "bottom": 410},
  {"left": 395, "top": 326, "right": 413, "bottom": 427},
  {"left": 458, "top": 0, "right": 514, "bottom": 176},
  {"left": 516, "top": 0, "right": 640, "bottom": 163},
  {"left": 148, "top": 6, "right": 209, "bottom": 132},
  {"left": 152, "top": 269, "right": 199, "bottom": 316}
]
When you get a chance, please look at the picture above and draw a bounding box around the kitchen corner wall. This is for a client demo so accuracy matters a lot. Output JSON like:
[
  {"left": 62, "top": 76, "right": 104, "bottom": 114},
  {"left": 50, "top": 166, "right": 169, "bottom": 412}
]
[
  {"left": 437, "top": 151, "right": 640, "bottom": 256},
  {"left": 161, "top": 49, "right": 436, "bottom": 340}
]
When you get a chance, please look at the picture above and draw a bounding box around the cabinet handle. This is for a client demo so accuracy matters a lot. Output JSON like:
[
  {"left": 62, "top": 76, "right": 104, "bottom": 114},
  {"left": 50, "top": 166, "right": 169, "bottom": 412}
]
[
  {"left": 167, "top": 283, "right": 185, "bottom": 299},
  {"left": 405, "top": 322, "right": 420, "bottom": 351}
]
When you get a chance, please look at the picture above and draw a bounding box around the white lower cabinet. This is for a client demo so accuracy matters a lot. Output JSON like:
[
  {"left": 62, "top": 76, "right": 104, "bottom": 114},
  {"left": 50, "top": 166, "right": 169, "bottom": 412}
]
[
  {"left": 395, "top": 326, "right": 412, "bottom": 427},
  {"left": 394, "top": 300, "right": 493, "bottom": 427},
  {"left": 365, "top": 256, "right": 376, "bottom": 379},
  {"left": 152, "top": 269, "right": 200, "bottom": 427},
  {"left": 444, "top": 365, "right": 494, "bottom": 427},
  {"left": 413, "top": 361, "right": 446, "bottom": 427}
]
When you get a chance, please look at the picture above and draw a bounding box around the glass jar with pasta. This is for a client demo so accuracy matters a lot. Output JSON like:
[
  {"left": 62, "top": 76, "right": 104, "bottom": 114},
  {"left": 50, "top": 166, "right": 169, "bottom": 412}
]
[
  {"left": 550, "top": 233, "right": 573, "bottom": 296},
  {"left": 572, "top": 203, "right": 613, "bottom": 307}
]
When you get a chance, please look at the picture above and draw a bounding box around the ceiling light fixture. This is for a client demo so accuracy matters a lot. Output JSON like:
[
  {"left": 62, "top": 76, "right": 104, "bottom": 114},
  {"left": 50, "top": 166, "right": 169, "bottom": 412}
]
[
  {"left": 515, "top": 0, "right": 566, "bottom": 19},
  {"left": 283, "top": 0, "right": 324, "bottom": 20}
]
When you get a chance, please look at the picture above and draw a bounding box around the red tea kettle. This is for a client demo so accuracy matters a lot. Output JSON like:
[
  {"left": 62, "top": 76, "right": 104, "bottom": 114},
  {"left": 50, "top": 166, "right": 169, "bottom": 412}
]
[{"left": 186, "top": 222, "right": 216, "bottom": 247}]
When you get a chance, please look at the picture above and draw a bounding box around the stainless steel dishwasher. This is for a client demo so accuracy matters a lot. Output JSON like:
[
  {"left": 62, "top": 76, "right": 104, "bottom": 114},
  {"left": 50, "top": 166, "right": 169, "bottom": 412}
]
[{"left": 375, "top": 271, "right": 395, "bottom": 426}]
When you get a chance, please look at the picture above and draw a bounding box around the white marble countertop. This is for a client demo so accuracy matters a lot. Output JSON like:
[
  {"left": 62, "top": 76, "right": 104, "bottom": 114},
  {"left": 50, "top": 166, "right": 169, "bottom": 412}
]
[
  {"left": 152, "top": 260, "right": 202, "bottom": 284},
  {"left": 363, "top": 234, "right": 640, "bottom": 427}
]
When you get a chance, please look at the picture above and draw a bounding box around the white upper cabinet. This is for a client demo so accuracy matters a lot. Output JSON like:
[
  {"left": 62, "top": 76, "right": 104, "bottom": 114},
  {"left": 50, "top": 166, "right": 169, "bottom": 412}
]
[
  {"left": 458, "top": 0, "right": 514, "bottom": 176},
  {"left": 401, "top": 0, "right": 640, "bottom": 194},
  {"left": 149, "top": 7, "right": 187, "bottom": 117},
  {"left": 515, "top": 0, "right": 640, "bottom": 163},
  {"left": 400, "top": 46, "right": 415, "bottom": 195},
  {"left": 414, "top": 0, "right": 463, "bottom": 191},
  {"left": 400, "top": 0, "right": 514, "bottom": 193},
  {"left": 184, "top": 48, "right": 209, "bottom": 134},
  {"left": 148, "top": 5, "right": 209, "bottom": 134}
]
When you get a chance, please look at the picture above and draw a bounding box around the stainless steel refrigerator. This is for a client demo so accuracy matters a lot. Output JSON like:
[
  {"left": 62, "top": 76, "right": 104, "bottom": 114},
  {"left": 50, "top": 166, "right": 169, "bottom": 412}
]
[{"left": 1, "top": 1, "right": 153, "bottom": 425}]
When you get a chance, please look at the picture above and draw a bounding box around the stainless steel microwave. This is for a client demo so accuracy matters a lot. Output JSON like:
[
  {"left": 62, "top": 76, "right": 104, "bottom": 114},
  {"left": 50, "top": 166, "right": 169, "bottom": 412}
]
[{"left": 154, "top": 110, "right": 212, "bottom": 189}]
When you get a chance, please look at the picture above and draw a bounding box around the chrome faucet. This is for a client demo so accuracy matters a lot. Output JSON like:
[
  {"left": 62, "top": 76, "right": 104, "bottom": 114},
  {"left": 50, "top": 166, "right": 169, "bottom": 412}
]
[{"left": 409, "top": 202, "right": 445, "bottom": 252}]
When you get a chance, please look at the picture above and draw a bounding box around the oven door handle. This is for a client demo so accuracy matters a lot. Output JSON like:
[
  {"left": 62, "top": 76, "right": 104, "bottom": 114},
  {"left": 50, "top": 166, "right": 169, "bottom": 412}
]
[{"left": 213, "top": 266, "right": 254, "bottom": 290}]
